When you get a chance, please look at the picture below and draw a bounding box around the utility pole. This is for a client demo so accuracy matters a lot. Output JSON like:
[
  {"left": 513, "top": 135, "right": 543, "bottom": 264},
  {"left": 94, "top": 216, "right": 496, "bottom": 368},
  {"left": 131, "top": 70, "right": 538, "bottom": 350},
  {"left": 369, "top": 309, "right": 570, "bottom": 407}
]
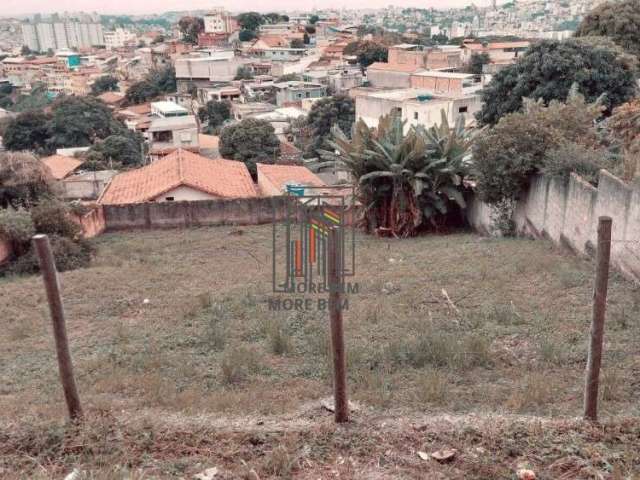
[
  {"left": 328, "top": 227, "right": 348, "bottom": 423},
  {"left": 584, "top": 216, "right": 612, "bottom": 421},
  {"left": 33, "top": 234, "right": 83, "bottom": 421}
]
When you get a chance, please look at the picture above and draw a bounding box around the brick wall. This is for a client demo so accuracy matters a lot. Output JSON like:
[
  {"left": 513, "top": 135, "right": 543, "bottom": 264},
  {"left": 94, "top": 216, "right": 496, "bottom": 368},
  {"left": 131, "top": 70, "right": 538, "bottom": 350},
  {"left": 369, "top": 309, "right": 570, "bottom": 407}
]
[
  {"left": 468, "top": 171, "right": 640, "bottom": 282},
  {"left": 0, "top": 237, "right": 12, "bottom": 264}
]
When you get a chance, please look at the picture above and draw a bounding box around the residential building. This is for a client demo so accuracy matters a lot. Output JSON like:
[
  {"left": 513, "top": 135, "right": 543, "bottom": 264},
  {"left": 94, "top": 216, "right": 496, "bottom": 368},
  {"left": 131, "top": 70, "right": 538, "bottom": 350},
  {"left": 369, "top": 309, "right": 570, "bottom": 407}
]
[
  {"left": 22, "top": 19, "right": 104, "bottom": 52},
  {"left": 151, "top": 101, "right": 189, "bottom": 118},
  {"left": 99, "top": 149, "right": 257, "bottom": 204},
  {"left": 104, "top": 28, "right": 137, "bottom": 50},
  {"left": 148, "top": 114, "right": 199, "bottom": 158},
  {"left": 204, "top": 8, "right": 237, "bottom": 34},
  {"left": 353, "top": 87, "right": 481, "bottom": 132},
  {"left": 274, "top": 81, "right": 326, "bottom": 106},
  {"left": 460, "top": 41, "right": 530, "bottom": 64},
  {"left": 174, "top": 50, "right": 249, "bottom": 92},
  {"left": 409, "top": 71, "right": 483, "bottom": 95},
  {"left": 41, "top": 154, "right": 84, "bottom": 180},
  {"left": 257, "top": 163, "right": 325, "bottom": 196}
]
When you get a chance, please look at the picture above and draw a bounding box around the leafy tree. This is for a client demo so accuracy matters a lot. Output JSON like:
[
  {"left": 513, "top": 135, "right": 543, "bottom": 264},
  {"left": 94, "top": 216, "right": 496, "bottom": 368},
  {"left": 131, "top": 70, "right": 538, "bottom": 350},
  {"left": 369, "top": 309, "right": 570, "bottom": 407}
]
[
  {"left": 305, "top": 25, "right": 316, "bottom": 34},
  {"left": 290, "top": 38, "right": 304, "bottom": 49},
  {"left": 91, "top": 75, "right": 119, "bottom": 96},
  {"left": 198, "top": 100, "right": 231, "bottom": 132},
  {"left": 309, "top": 15, "right": 319, "bottom": 24},
  {"left": 11, "top": 82, "right": 51, "bottom": 112},
  {"left": 0, "top": 151, "right": 56, "bottom": 208},
  {"left": 3, "top": 110, "right": 52, "bottom": 153},
  {"left": 234, "top": 65, "right": 254, "bottom": 80},
  {"left": 467, "top": 52, "right": 490, "bottom": 75},
  {"left": 320, "top": 113, "right": 474, "bottom": 236},
  {"left": 305, "top": 95, "right": 355, "bottom": 157},
  {"left": 178, "top": 16, "right": 205, "bottom": 44},
  {"left": 125, "top": 66, "right": 175, "bottom": 104},
  {"left": 264, "top": 13, "right": 288, "bottom": 24},
  {"left": 47, "top": 96, "right": 128, "bottom": 149},
  {"left": 125, "top": 80, "right": 159, "bottom": 104},
  {"left": 20, "top": 45, "right": 31, "bottom": 55},
  {"left": 477, "top": 39, "right": 637, "bottom": 125},
  {"left": 237, "top": 12, "right": 264, "bottom": 31},
  {"left": 85, "top": 133, "right": 144, "bottom": 169},
  {"left": 576, "top": 0, "right": 640, "bottom": 57},
  {"left": 344, "top": 41, "right": 388, "bottom": 68},
  {"left": 0, "top": 84, "right": 13, "bottom": 96},
  {"left": 0, "top": 96, "right": 13, "bottom": 109},
  {"left": 219, "top": 118, "right": 280, "bottom": 177},
  {"left": 276, "top": 73, "right": 300, "bottom": 82},
  {"left": 473, "top": 90, "right": 611, "bottom": 203},
  {"left": 239, "top": 29, "right": 257, "bottom": 42},
  {"left": 303, "top": 33, "right": 310, "bottom": 45}
]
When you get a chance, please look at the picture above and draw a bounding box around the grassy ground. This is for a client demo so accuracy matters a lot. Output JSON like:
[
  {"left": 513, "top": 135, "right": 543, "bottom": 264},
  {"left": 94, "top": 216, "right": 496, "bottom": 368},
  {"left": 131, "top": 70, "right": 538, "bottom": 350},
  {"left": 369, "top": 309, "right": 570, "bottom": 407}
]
[{"left": 1, "top": 225, "right": 639, "bottom": 478}]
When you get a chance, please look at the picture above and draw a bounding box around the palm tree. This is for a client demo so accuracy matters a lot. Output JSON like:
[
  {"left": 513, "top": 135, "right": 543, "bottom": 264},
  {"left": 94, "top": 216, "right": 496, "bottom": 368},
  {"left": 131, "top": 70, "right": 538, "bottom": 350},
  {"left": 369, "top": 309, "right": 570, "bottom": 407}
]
[{"left": 318, "top": 111, "right": 474, "bottom": 237}]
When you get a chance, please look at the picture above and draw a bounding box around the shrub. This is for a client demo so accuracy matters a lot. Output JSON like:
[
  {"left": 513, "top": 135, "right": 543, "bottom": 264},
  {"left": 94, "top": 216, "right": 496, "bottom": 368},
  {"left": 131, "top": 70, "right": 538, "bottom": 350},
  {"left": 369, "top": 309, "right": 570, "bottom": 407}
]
[
  {"left": 0, "top": 208, "right": 35, "bottom": 257},
  {"left": 3, "top": 235, "right": 93, "bottom": 275},
  {"left": 220, "top": 344, "right": 261, "bottom": 385},
  {"left": 541, "top": 142, "right": 615, "bottom": 185},
  {"left": 30, "top": 199, "right": 80, "bottom": 239}
]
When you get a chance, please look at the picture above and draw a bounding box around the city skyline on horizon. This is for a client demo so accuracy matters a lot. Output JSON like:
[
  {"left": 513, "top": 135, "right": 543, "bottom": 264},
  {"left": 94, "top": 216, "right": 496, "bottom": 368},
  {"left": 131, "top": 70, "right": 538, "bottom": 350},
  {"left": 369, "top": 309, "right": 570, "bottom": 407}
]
[{"left": 1, "top": 0, "right": 496, "bottom": 18}]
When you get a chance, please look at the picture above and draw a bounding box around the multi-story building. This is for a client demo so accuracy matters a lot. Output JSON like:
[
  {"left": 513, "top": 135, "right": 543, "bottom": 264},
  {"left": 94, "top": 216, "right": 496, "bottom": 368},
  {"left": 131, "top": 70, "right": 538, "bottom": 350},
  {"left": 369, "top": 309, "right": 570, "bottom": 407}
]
[
  {"left": 21, "top": 19, "right": 104, "bottom": 52},
  {"left": 204, "top": 8, "right": 237, "bottom": 34},
  {"left": 104, "top": 28, "right": 137, "bottom": 50}
]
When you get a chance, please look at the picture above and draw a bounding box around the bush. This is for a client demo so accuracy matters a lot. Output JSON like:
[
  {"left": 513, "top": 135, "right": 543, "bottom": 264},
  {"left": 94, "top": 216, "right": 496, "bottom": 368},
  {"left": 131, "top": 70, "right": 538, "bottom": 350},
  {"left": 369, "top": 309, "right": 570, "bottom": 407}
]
[
  {"left": 541, "top": 142, "right": 616, "bottom": 185},
  {"left": 2, "top": 235, "right": 93, "bottom": 275},
  {"left": 30, "top": 200, "right": 80, "bottom": 239},
  {"left": 0, "top": 208, "right": 35, "bottom": 257}
]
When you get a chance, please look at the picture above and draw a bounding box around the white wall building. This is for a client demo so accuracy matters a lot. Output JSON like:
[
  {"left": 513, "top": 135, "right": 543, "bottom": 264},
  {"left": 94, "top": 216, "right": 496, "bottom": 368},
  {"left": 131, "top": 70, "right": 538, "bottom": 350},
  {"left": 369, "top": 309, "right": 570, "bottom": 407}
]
[
  {"left": 104, "top": 28, "right": 137, "bottom": 50},
  {"left": 204, "top": 7, "right": 234, "bottom": 34},
  {"left": 22, "top": 20, "right": 104, "bottom": 52}
]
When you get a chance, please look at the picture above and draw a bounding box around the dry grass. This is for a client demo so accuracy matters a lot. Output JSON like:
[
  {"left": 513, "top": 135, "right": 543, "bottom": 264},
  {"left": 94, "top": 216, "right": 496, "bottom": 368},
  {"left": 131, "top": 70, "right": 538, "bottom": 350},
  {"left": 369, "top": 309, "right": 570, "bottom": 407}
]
[{"left": 1, "top": 224, "right": 640, "bottom": 477}]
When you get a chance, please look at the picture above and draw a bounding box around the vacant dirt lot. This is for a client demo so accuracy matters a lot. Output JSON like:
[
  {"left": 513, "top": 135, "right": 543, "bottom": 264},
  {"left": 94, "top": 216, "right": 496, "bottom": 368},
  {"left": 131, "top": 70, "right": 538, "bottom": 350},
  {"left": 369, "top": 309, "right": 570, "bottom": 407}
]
[{"left": 1, "top": 225, "right": 639, "bottom": 478}]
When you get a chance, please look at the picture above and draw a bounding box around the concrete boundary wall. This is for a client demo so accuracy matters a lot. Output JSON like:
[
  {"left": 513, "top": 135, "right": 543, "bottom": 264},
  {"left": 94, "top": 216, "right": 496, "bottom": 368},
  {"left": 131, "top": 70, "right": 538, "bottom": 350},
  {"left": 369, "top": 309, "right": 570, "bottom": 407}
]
[
  {"left": 0, "top": 237, "right": 11, "bottom": 264},
  {"left": 468, "top": 171, "right": 640, "bottom": 282}
]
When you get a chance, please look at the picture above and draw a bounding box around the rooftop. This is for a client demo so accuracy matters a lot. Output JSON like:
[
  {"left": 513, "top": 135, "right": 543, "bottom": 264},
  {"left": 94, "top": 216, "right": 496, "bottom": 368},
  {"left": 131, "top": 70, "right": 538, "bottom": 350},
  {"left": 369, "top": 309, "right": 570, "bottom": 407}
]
[
  {"left": 99, "top": 149, "right": 257, "bottom": 205},
  {"left": 257, "top": 163, "right": 325, "bottom": 194},
  {"left": 149, "top": 115, "right": 198, "bottom": 132},
  {"left": 41, "top": 154, "right": 84, "bottom": 180}
]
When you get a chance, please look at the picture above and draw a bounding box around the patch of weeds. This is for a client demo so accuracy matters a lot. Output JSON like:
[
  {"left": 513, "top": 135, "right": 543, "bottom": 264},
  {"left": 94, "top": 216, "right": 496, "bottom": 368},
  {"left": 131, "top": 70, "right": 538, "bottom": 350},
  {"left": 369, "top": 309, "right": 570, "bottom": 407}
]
[
  {"left": 354, "top": 368, "right": 394, "bottom": 407},
  {"left": 204, "top": 302, "right": 229, "bottom": 351},
  {"left": 263, "top": 444, "right": 299, "bottom": 478},
  {"left": 506, "top": 373, "right": 555, "bottom": 412},
  {"left": 480, "top": 302, "right": 524, "bottom": 326},
  {"left": 611, "top": 306, "right": 632, "bottom": 330},
  {"left": 557, "top": 265, "right": 586, "bottom": 288},
  {"left": 600, "top": 367, "right": 624, "bottom": 403},
  {"left": 220, "top": 344, "right": 262, "bottom": 385},
  {"left": 413, "top": 369, "right": 450, "bottom": 406},
  {"left": 265, "top": 318, "right": 293, "bottom": 356},
  {"left": 538, "top": 336, "right": 566, "bottom": 366}
]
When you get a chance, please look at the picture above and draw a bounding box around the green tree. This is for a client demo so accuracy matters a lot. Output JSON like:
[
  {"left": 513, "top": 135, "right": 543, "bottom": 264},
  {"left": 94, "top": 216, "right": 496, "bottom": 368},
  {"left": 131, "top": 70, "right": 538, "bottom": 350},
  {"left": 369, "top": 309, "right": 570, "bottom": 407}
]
[
  {"left": 309, "top": 15, "right": 319, "bottom": 24},
  {"left": 290, "top": 38, "right": 304, "bottom": 49},
  {"left": 344, "top": 41, "right": 388, "bottom": 68},
  {"left": 473, "top": 91, "right": 610, "bottom": 204},
  {"left": 20, "top": 45, "right": 31, "bottom": 55},
  {"left": 11, "top": 82, "right": 51, "bottom": 112},
  {"left": 237, "top": 12, "right": 264, "bottom": 31},
  {"left": 234, "top": 65, "right": 254, "bottom": 80},
  {"left": 85, "top": 133, "right": 144, "bottom": 169},
  {"left": 91, "top": 75, "right": 119, "bottom": 96},
  {"left": 305, "top": 25, "right": 316, "bottom": 34},
  {"left": 3, "top": 110, "right": 52, "bottom": 153},
  {"left": 125, "top": 80, "right": 159, "bottom": 104},
  {"left": 47, "top": 96, "right": 128, "bottom": 149},
  {"left": 305, "top": 95, "right": 355, "bottom": 157},
  {"left": 178, "top": 16, "right": 205, "bottom": 44},
  {"left": 198, "top": 100, "right": 231, "bottom": 132},
  {"left": 477, "top": 39, "right": 637, "bottom": 125},
  {"left": 576, "top": 0, "right": 640, "bottom": 57},
  {"left": 219, "top": 118, "right": 280, "bottom": 177},
  {"left": 467, "top": 52, "right": 490, "bottom": 75},
  {"left": 238, "top": 30, "right": 257, "bottom": 42}
]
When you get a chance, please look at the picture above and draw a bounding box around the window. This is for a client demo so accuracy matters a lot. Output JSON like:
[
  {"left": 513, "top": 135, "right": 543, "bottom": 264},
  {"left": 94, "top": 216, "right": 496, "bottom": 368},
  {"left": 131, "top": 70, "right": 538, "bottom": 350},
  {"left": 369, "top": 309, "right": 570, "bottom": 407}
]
[
  {"left": 165, "top": 196, "right": 174, "bottom": 201},
  {"left": 458, "top": 106, "right": 468, "bottom": 113},
  {"left": 413, "top": 112, "right": 418, "bottom": 120}
]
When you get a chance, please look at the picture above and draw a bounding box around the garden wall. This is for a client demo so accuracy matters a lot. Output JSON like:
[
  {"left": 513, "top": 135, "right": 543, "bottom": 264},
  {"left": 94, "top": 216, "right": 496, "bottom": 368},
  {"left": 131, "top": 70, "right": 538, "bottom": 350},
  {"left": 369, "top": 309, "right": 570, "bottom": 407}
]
[
  {"left": 74, "top": 207, "right": 107, "bottom": 238},
  {"left": 102, "top": 197, "right": 292, "bottom": 231},
  {"left": 0, "top": 237, "right": 11, "bottom": 264},
  {"left": 468, "top": 171, "right": 640, "bottom": 282}
]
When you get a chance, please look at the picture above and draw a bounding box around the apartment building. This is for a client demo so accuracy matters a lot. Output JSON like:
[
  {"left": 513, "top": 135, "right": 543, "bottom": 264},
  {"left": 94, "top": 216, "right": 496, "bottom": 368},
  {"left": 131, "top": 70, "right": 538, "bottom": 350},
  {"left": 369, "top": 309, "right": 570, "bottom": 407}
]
[
  {"left": 104, "top": 28, "right": 138, "bottom": 50},
  {"left": 204, "top": 8, "right": 237, "bottom": 34},
  {"left": 22, "top": 20, "right": 104, "bottom": 52}
]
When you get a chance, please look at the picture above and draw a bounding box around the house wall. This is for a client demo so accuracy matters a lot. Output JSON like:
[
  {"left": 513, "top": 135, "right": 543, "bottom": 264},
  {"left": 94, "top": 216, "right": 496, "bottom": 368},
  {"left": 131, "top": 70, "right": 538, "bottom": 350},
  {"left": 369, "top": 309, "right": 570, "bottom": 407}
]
[
  {"left": 153, "top": 185, "right": 219, "bottom": 202},
  {"left": 355, "top": 95, "right": 402, "bottom": 128},
  {"left": 410, "top": 75, "right": 463, "bottom": 93},
  {"left": 366, "top": 70, "right": 411, "bottom": 88},
  {"left": 468, "top": 172, "right": 640, "bottom": 282}
]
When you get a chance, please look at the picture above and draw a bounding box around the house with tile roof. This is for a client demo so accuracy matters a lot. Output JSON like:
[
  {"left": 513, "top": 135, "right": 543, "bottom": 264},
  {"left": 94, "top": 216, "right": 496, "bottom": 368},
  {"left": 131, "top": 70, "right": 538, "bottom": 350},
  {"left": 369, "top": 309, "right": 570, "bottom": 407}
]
[
  {"left": 41, "top": 154, "right": 84, "bottom": 180},
  {"left": 99, "top": 149, "right": 257, "bottom": 205},
  {"left": 256, "top": 163, "right": 326, "bottom": 197}
]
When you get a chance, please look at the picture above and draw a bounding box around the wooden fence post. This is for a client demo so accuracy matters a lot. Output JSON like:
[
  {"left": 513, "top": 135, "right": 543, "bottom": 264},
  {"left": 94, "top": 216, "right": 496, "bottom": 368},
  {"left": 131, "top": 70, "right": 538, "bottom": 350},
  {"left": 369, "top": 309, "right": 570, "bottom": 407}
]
[
  {"left": 33, "top": 234, "right": 83, "bottom": 421},
  {"left": 583, "top": 216, "right": 612, "bottom": 421},
  {"left": 328, "top": 227, "right": 349, "bottom": 423}
]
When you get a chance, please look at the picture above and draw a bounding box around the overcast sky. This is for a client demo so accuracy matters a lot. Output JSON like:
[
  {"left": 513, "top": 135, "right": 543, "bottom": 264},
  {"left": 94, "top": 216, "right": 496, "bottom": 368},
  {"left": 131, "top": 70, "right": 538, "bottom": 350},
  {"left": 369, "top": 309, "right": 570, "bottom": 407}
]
[{"left": 1, "top": 0, "right": 485, "bottom": 17}]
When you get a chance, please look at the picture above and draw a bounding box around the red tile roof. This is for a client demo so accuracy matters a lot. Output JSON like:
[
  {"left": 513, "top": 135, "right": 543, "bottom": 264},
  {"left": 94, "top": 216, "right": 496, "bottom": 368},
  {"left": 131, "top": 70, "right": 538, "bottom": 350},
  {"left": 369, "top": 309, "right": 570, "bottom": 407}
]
[
  {"left": 99, "top": 149, "right": 257, "bottom": 205},
  {"left": 257, "top": 163, "right": 325, "bottom": 194},
  {"left": 97, "top": 91, "right": 125, "bottom": 105},
  {"left": 41, "top": 154, "right": 84, "bottom": 180}
]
